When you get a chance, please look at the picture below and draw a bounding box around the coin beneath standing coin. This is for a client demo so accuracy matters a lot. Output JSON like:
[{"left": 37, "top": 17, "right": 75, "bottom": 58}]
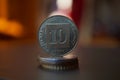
[
  {"left": 38, "top": 54, "right": 79, "bottom": 70},
  {"left": 38, "top": 15, "right": 78, "bottom": 56}
]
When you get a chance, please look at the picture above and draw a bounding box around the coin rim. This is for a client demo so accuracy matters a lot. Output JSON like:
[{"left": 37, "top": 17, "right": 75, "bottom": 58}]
[{"left": 38, "top": 15, "right": 79, "bottom": 56}]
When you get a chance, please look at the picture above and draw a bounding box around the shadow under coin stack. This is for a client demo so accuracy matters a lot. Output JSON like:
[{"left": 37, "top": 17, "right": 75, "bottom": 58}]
[{"left": 38, "top": 15, "right": 79, "bottom": 71}]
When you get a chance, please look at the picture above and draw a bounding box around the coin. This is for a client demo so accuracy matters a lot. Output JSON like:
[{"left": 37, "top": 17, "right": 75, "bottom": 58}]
[
  {"left": 38, "top": 15, "right": 78, "bottom": 56},
  {"left": 38, "top": 54, "right": 79, "bottom": 70}
]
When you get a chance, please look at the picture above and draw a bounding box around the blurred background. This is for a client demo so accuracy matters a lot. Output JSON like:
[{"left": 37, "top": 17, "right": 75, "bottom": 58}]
[
  {"left": 0, "top": 0, "right": 120, "bottom": 80},
  {"left": 0, "top": 0, "right": 120, "bottom": 47}
]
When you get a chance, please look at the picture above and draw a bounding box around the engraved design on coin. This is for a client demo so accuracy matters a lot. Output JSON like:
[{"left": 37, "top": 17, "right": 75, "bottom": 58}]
[{"left": 38, "top": 15, "right": 78, "bottom": 56}]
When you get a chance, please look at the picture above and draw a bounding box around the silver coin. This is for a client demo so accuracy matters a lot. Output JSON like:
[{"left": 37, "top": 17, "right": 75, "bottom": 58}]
[
  {"left": 38, "top": 55, "right": 78, "bottom": 70},
  {"left": 38, "top": 15, "right": 78, "bottom": 56}
]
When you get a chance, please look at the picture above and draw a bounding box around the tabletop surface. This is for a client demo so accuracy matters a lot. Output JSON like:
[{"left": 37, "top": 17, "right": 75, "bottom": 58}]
[{"left": 0, "top": 40, "right": 120, "bottom": 80}]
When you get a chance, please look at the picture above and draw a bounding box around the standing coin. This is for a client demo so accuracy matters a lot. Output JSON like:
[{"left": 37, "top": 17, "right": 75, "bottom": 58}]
[{"left": 38, "top": 15, "right": 78, "bottom": 56}]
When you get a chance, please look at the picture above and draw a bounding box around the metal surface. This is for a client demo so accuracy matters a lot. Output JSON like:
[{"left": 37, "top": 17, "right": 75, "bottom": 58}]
[
  {"left": 38, "top": 55, "right": 78, "bottom": 70},
  {"left": 38, "top": 15, "right": 78, "bottom": 56}
]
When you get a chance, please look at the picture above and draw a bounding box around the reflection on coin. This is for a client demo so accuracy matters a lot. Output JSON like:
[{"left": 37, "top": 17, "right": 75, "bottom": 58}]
[{"left": 38, "top": 15, "right": 78, "bottom": 56}]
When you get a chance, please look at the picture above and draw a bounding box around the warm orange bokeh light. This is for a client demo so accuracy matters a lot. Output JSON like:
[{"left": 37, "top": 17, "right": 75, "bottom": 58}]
[
  {"left": 0, "top": 18, "right": 23, "bottom": 38},
  {"left": 0, "top": 0, "right": 24, "bottom": 38}
]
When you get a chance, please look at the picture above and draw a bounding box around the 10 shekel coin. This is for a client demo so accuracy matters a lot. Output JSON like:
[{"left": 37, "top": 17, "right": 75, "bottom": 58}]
[{"left": 38, "top": 15, "right": 78, "bottom": 56}]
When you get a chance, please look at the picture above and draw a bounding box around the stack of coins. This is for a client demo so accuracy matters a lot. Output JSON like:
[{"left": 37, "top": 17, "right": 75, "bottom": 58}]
[{"left": 38, "top": 15, "right": 79, "bottom": 71}]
